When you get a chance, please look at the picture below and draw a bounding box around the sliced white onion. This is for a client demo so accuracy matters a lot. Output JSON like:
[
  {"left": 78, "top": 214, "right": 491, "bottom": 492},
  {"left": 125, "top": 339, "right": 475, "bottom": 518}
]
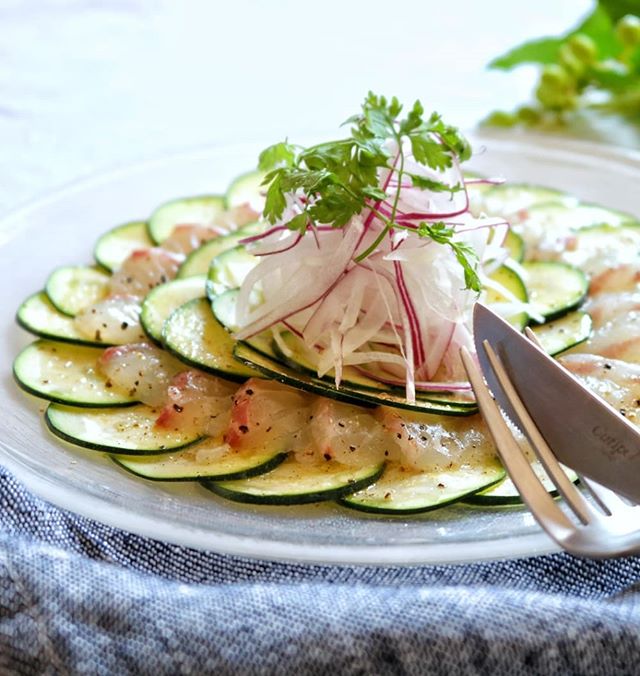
[{"left": 234, "top": 137, "right": 516, "bottom": 401}]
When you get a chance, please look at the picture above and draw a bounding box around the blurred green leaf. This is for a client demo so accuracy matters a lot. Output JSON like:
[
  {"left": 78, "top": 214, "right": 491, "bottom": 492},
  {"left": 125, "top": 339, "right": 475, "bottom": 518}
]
[
  {"left": 578, "top": 5, "right": 619, "bottom": 58},
  {"left": 589, "top": 63, "right": 637, "bottom": 90},
  {"left": 489, "top": 5, "right": 620, "bottom": 71},
  {"left": 489, "top": 37, "right": 564, "bottom": 70},
  {"left": 485, "top": 1, "right": 640, "bottom": 129},
  {"left": 599, "top": 0, "right": 640, "bottom": 23}
]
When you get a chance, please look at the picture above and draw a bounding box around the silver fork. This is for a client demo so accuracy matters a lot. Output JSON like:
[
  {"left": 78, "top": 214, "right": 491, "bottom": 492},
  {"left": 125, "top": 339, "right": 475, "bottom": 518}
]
[{"left": 460, "top": 343, "right": 640, "bottom": 558}]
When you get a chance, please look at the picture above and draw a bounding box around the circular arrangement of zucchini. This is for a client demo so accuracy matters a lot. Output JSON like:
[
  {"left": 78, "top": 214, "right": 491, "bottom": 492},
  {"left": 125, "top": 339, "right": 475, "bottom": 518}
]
[{"left": 15, "top": 172, "right": 631, "bottom": 515}]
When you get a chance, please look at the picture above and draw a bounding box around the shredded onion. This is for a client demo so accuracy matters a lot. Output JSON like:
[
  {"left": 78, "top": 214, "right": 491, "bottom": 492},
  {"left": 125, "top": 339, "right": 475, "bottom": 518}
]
[{"left": 233, "top": 137, "right": 530, "bottom": 402}]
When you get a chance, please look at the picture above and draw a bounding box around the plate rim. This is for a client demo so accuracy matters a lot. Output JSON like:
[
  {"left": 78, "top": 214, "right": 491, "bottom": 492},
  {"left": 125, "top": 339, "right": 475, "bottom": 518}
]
[
  {"left": 4, "top": 130, "right": 637, "bottom": 566},
  {"left": 0, "top": 447, "right": 559, "bottom": 565}
]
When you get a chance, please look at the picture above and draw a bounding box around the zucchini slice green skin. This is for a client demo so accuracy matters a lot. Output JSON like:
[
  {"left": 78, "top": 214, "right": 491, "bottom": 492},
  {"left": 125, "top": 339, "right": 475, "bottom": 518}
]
[
  {"left": 270, "top": 333, "right": 477, "bottom": 409},
  {"left": 45, "top": 266, "right": 111, "bottom": 317},
  {"left": 176, "top": 222, "right": 260, "bottom": 279},
  {"left": 210, "top": 287, "right": 243, "bottom": 333},
  {"left": 13, "top": 340, "right": 136, "bottom": 408},
  {"left": 339, "top": 460, "right": 506, "bottom": 515},
  {"left": 525, "top": 202, "right": 636, "bottom": 231},
  {"left": 524, "top": 261, "right": 588, "bottom": 321},
  {"left": 17, "top": 292, "right": 112, "bottom": 347},
  {"left": 213, "top": 288, "right": 477, "bottom": 414},
  {"left": 233, "top": 342, "right": 477, "bottom": 416},
  {"left": 226, "top": 170, "right": 265, "bottom": 210},
  {"left": 163, "top": 297, "right": 258, "bottom": 382},
  {"left": 464, "top": 462, "right": 579, "bottom": 506},
  {"left": 483, "top": 263, "right": 528, "bottom": 330},
  {"left": 504, "top": 229, "right": 525, "bottom": 263},
  {"left": 148, "top": 195, "right": 226, "bottom": 244},
  {"left": 140, "top": 276, "right": 206, "bottom": 345},
  {"left": 531, "top": 311, "right": 592, "bottom": 356},
  {"left": 206, "top": 246, "right": 258, "bottom": 300},
  {"left": 94, "top": 221, "right": 152, "bottom": 272},
  {"left": 482, "top": 183, "right": 576, "bottom": 217},
  {"left": 211, "top": 289, "right": 282, "bottom": 358},
  {"left": 112, "top": 442, "right": 287, "bottom": 481},
  {"left": 203, "top": 458, "right": 385, "bottom": 505},
  {"left": 45, "top": 404, "right": 205, "bottom": 455}
]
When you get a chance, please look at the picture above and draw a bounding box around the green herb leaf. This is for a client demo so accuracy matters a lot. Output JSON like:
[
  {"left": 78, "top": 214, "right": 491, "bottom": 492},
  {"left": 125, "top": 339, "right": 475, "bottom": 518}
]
[
  {"left": 286, "top": 213, "right": 308, "bottom": 233},
  {"left": 489, "top": 36, "right": 564, "bottom": 70},
  {"left": 418, "top": 221, "right": 481, "bottom": 292},
  {"left": 263, "top": 171, "right": 287, "bottom": 223},
  {"left": 258, "top": 93, "right": 479, "bottom": 289},
  {"left": 452, "top": 243, "right": 482, "bottom": 293},
  {"left": 408, "top": 136, "right": 451, "bottom": 170},
  {"left": 407, "top": 174, "right": 461, "bottom": 193},
  {"left": 258, "top": 141, "right": 297, "bottom": 172}
]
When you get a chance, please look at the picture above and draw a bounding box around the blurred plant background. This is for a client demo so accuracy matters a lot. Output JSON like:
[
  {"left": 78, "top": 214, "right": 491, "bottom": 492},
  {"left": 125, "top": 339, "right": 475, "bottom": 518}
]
[
  {"left": 1, "top": 0, "right": 636, "bottom": 218},
  {"left": 485, "top": 1, "right": 640, "bottom": 131}
]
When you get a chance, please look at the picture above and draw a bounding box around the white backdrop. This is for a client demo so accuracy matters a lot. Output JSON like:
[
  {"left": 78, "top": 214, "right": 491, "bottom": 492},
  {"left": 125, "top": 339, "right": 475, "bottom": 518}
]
[{"left": 0, "top": 0, "right": 594, "bottom": 215}]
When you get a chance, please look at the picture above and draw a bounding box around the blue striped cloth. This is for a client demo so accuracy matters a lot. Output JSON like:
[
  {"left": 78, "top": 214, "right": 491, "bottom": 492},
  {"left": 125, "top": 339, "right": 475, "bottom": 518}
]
[{"left": 2, "top": 464, "right": 640, "bottom": 675}]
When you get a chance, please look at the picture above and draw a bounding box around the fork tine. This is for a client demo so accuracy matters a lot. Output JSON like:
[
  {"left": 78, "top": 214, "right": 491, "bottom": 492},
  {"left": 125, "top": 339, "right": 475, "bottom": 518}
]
[
  {"left": 523, "top": 326, "right": 543, "bottom": 348},
  {"left": 579, "top": 475, "right": 632, "bottom": 514},
  {"left": 460, "top": 347, "right": 575, "bottom": 542},
  {"left": 482, "top": 340, "right": 596, "bottom": 525}
]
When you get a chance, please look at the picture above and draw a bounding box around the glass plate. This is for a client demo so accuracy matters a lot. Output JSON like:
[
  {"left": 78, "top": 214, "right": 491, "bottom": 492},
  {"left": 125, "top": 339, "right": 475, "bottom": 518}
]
[{"left": 2, "top": 132, "right": 638, "bottom": 566}]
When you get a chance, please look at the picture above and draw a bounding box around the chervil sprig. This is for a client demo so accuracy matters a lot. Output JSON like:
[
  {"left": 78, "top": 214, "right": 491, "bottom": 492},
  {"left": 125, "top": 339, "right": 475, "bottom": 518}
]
[
  {"left": 418, "top": 221, "right": 482, "bottom": 293},
  {"left": 257, "top": 93, "right": 479, "bottom": 290}
]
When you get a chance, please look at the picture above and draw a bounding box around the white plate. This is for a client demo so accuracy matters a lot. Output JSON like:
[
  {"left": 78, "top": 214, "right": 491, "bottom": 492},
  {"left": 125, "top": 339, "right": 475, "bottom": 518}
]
[{"left": 2, "top": 133, "right": 639, "bottom": 566}]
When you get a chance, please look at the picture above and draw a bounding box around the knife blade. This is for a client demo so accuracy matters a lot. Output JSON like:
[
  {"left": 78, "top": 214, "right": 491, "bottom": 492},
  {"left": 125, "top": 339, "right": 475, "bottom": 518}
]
[{"left": 473, "top": 302, "right": 640, "bottom": 503}]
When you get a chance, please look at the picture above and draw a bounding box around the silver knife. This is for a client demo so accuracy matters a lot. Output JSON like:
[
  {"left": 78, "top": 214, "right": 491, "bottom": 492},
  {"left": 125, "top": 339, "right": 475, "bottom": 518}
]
[{"left": 473, "top": 302, "right": 640, "bottom": 503}]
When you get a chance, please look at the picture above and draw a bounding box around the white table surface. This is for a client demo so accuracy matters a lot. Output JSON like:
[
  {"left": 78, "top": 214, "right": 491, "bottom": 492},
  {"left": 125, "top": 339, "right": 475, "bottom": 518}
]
[{"left": 1, "top": 0, "right": 608, "bottom": 218}]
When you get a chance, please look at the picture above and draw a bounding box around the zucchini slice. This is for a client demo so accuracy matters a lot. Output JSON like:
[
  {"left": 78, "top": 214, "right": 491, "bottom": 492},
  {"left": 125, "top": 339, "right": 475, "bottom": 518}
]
[
  {"left": 203, "top": 456, "right": 384, "bottom": 505},
  {"left": 210, "top": 287, "right": 243, "bottom": 332},
  {"left": 162, "top": 297, "right": 258, "bottom": 381},
  {"left": 226, "top": 170, "right": 265, "bottom": 210},
  {"left": 531, "top": 311, "right": 592, "bottom": 356},
  {"left": 525, "top": 202, "right": 635, "bottom": 232},
  {"left": 503, "top": 229, "right": 525, "bottom": 263},
  {"left": 13, "top": 340, "right": 135, "bottom": 407},
  {"left": 482, "top": 264, "right": 528, "bottom": 329},
  {"left": 45, "top": 266, "right": 111, "bottom": 317},
  {"left": 210, "top": 289, "right": 274, "bottom": 357},
  {"left": 482, "top": 183, "right": 575, "bottom": 219},
  {"left": 270, "top": 332, "right": 477, "bottom": 408},
  {"left": 464, "top": 461, "right": 579, "bottom": 506},
  {"left": 339, "top": 459, "right": 505, "bottom": 514},
  {"left": 45, "top": 403, "right": 204, "bottom": 454},
  {"left": 16, "top": 292, "right": 111, "bottom": 347},
  {"left": 140, "top": 276, "right": 206, "bottom": 344},
  {"left": 212, "top": 286, "right": 482, "bottom": 410},
  {"left": 524, "top": 261, "right": 588, "bottom": 321},
  {"left": 233, "top": 341, "right": 477, "bottom": 416},
  {"left": 213, "top": 288, "right": 477, "bottom": 414},
  {"left": 561, "top": 223, "right": 640, "bottom": 276},
  {"left": 207, "top": 246, "right": 258, "bottom": 299},
  {"left": 176, "top": 222, "right": 260, "bottom": 278},
  {"left": 94, "top": 221, "right": 152, "bottom": 272},
  {"left": 148, "top": 195, "right": 226, "bottom": 244},
  {"left": 113, "top": 437, "right": 286, "bottom": 481}
]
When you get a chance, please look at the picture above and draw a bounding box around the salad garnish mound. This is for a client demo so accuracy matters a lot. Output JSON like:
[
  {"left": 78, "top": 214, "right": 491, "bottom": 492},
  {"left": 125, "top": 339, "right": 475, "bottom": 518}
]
[{"left": 234, "top": 93, "right": 521, "bottom": 401}]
